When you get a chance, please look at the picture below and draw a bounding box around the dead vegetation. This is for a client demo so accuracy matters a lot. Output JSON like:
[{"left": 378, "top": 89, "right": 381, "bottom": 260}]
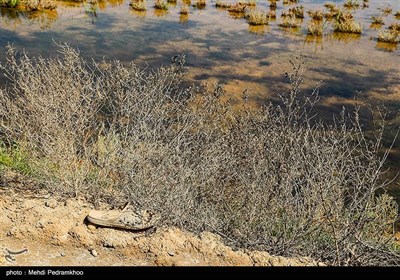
[
  {"left": 377, "top": 30, "right": 400, "bottom": 44},
  {"left": 246, "top": 9, "right": 268, "bottom": 25},
  {"left": 0, "top": 46, "right": 400, "bottom": 266},
  {"left": 130, "top": 0, "right": 146, "bottom": 11},
  {"left": 307, "top": 20, "right": 324, "bottom": 36},
  {"left": 333, "top": 11, "right": 362, "bottom": 34},
  {"left": 307, "top": 9, "right": 323, "bottom": 20}
]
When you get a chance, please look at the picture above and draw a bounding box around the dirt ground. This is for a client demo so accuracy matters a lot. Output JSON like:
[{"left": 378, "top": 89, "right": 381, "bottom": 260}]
[{"left": 0, "top": 173, "right": 322, "bottom": 267}]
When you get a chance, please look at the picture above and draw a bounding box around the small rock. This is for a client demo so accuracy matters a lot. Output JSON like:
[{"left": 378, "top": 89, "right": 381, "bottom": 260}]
[
  {"left": 87, "top": 224, "right": 96, "bottom": 231},
  {"left": 35, "top": 221, "right": 45, "bottom": 229},
  {"left": 45, "top": 199, "right": 57, "bottom": 209},
  {"left": 90, "top": 249, "right": 98, "bottom": 257},
  {"left": 167, "top": 251, "right": 175, "bottom": 256},
  {"left": 60, "top": 252, "right": 66, "bottom": 257}
]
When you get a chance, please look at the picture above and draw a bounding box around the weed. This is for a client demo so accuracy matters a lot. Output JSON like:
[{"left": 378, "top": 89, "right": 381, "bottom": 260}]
[
  {"left": 130, "top": 0, "right": 146, "bottom": 11},
  {"left": 371, "top": 15, "right": 384, "bottom": 25},
  {"left": 278, "top": 15, "right": 300, "bottom": 28},
  {"left": 180, "top": 4, "right": 189, "bottom": 14},
  {"left": 0, "top": 0, "right": 19, "bottom": 8},
  {"left": 289, "top": 5, "right": 304, "bottom": 18},
  {"left": 215, "top": 0, "right": 229, "bottom": 8},
  {"left": 307, "top": 20, "right": 324, "bottom": 35},
  {"left": 246, "top": 9, "right": 268, "bottom": 25},
  {"left": 154, "top": 0, "right": 168, "bottom": 9},
  {"left": 333, "top": 11, "right": 362, "bottom": 34},
  {"left": 227, "top": 3, "right": 245, "bottom": 13},
  {"left": 307, "top": 9, "right": 324, "bottom": 20},
  {"left": 377, "top": 30, "right": 399, "bottom": 43},
  {"left": 239, "top": 0, "right": 255, "bottom": 6},
  {"left": 192, "top": 0, "right": 205, "bottom": 8},
  {"left": 379, "top": 6, "right": 392, "bottom": 15},
  {"left": 343, "top": 0, "right": 359, "bottom": 8},
  {"left": 388, "top": 23, "right": 400, "bottom": 32}
]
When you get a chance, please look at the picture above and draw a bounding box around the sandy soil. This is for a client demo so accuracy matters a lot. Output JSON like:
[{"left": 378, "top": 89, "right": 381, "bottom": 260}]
[{"left": 0, "top": 173, "right": 321, "bottom": 266}]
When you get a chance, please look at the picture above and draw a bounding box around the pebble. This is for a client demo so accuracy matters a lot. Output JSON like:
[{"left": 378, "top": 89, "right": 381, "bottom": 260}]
[
  {"left": 60, "top": 252, "right": 66, "bottom": 257},
  {"left": 87, "top": 224, "right": 96, "bottom": 231},
  {"left": 90, "top": 249, "right": 98, "bottom": 257},
  {"left": 45, "top": 199, "right": 57, "bottom": 209}
]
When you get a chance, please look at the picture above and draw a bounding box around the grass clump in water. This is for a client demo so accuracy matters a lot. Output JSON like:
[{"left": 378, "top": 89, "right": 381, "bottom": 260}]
[
  {"left": 289, "top": 5, "right": 304, "bottom": 18},
  {"left": 278, "top": 16, "right": 300, "bottom": 28},
  {"left": 192, "top": 0, "right": 206, "bottom": 8},
  {"left": 343, "top": 0, "right": 359, "bottom": 9},
  {"left": 333, "top": 11, "right": 362, "bottom": 34},
  {"left": 154, "top": 0, "right": 168, "bottom": 9},
  {"left": 307, "top": 20, "right": 324, "bottom": 35},
  {"left": 180, "top": 4, "right": 189, "bottom": 14},
  {"left": 379, "top": 6, "right": 392, "bottom": 15},
  {"left": 130, "top": 0, "right": 147, "bottom": 11},
  {"left": 371, "top": 16, "right": 384, "bottom": 25},
  {"left": 227, "top": 3, "right": 246, "bottom": 13},
  {"left": 377, "top": 30, "right": 399, "bottom": 43},
  {"left": 215, "top": 0, "right": 229, "bottom": 8},
  {"left": 388, "top": 23, "right": 400, "bottom": 32},
  {"left": 307, "top": 9, "right": 324, "bottom": 20},
  {"left": 246, "top": 9, "right": 269, "bottom": 25}
]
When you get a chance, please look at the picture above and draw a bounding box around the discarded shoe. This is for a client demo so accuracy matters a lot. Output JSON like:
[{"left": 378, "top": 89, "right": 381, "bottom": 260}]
[{"left": 87, "top": 203, "right": 160, "bottom": 231}]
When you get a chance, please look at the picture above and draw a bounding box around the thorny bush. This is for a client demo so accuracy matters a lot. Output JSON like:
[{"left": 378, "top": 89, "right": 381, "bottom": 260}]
[{"left": 0, "top": 44, "right": 399, "bottom": 265}]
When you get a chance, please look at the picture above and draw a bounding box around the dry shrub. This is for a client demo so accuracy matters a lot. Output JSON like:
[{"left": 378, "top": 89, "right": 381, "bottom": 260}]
[
  {"left": 333, "top": 11, "right": 362, "bottom": 34},
  {"left": 377, "top": 30, "right": 400, "bottom": 43},
  {"left": 246, "top": 9, "right": 268, "bottom": 25},
  {"left": 0, "top": 46, "right": 400, "bottom": 266}
]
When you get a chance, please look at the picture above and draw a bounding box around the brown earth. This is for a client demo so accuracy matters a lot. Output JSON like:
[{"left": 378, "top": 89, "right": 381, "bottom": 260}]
[{"left": 0, "top": 173, "right": 322, "bottom": 267}]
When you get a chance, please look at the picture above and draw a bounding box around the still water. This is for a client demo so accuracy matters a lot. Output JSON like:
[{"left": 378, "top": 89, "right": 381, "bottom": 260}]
[{"left": 1, "top": 0, "right": 399, "bottom": 107}]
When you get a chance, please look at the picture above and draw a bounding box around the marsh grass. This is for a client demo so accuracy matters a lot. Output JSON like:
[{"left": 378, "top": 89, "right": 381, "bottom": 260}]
[
  {"left": 324, "top": 10, "right": 339, "bottom": 19},
  {"left": 269, "top": 1, "right": 276, "bottom": 9},
  {"left": 371, "top": 15, "right": 384, "bottom": 25},
  {"left": 25, "top": 0, "right": 56, "bottom": 11},
  {"left": 388, "top": 23, "right": 400, "bottom": 32},
  {"left": 266, "top": 10, "right": 276, "bottom": 19},
  {"left": 227, "top": 3, "right": 246, "bottom": 13},
  {"left": 239, "top": 0, "right": 255, "bottom": 6},
  {"left": 215, "top": 0, "right": 229, "bottom": 8},
  {"left": 343, "top": 0, "right": 359, "bottom": 9},
  {"left": 278, "top": 15, "right": 300, "bottom": 28},
  {"left": 333, "top": 11, "right": 362, "bottom": 34},
  {"left": 0, "top": 0, "right": 19, "bottom": 7},
  {"left": 307, "top": 19, "right": 325, "bottom": 35},
  {"left": 1, "top": 45, "right": 400, "bottom": 266},
  {"left": 1, "top": 0, "right": 57, "bottom": 10},
  {"left": 289, "top": 5, "right": 303, "bottom": 18},
  {"left": 283, "top": 0, "right": 297, "bottom": 5},
  {"left": 192, "top": 0, "right": 205, "bottom": 8},
  {"left": 130, "top": 0, "right": 146, "bottom": 11},
  {"left": 377, "top": 30, "right": 400, "bottom": 43},
  {"left": 307, "top": 9, "right": 323, "bottom": 20},
  {"left": 179, "top": 4, "right": 189, "bottom": 14},
  {"left": 379, "top": 6, "right": 392, "bottom": 15},
  {"left": 246, "top": 9, "right": 268, "bottom": 25},
  {"left": 324, "top": 2, "right": 335, "bottom": 10},
  {"left": 154, "top": 0, "right": 168, "bottom": 9}
]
